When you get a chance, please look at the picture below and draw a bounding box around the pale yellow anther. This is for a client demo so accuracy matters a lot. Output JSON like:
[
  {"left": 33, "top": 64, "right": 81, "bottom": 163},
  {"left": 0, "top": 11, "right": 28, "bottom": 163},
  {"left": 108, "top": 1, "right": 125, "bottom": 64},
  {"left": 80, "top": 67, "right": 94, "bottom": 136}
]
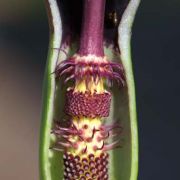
[{"left": 74, "top": 78, "right": 104, "bottom": 94}]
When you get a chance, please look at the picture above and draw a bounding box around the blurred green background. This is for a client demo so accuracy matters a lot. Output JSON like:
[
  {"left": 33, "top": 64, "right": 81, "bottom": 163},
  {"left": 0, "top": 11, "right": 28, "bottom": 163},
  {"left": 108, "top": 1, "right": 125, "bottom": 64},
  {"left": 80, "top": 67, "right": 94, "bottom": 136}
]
[
  {"left": 0, "top": 1, "right": 48, "bottom": 180},
  {"left": 0, "top": 0, "right": 180, "bottom": 180}
]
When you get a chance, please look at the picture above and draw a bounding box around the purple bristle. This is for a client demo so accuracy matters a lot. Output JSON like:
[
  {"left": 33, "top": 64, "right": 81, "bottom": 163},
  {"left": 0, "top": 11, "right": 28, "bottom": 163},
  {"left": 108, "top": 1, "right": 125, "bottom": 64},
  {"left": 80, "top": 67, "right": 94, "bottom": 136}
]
[{"left": 55, "top": 58, "right": 125, "bottom": 87}]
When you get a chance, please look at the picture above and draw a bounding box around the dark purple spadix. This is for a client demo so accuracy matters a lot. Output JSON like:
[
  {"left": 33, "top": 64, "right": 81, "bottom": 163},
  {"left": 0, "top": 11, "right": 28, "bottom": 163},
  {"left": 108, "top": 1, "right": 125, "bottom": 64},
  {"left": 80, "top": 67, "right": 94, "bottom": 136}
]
[{"left": 78, "top": 0, "right": 106, "bottom": 57}]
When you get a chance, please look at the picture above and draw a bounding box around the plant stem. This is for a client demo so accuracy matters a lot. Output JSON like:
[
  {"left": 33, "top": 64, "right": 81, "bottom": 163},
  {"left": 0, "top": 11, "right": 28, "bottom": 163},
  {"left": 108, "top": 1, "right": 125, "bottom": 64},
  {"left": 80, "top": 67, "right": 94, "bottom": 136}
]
[{"left": 78, "top": 0, "right": 106, "bottom": 57}]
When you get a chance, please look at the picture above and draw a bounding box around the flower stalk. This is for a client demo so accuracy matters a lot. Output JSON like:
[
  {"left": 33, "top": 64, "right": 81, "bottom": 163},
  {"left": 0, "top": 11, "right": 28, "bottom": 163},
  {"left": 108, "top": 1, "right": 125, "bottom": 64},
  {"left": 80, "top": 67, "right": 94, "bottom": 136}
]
[{"left": 78, "top": 0, "right": 105, "bottom": 56}]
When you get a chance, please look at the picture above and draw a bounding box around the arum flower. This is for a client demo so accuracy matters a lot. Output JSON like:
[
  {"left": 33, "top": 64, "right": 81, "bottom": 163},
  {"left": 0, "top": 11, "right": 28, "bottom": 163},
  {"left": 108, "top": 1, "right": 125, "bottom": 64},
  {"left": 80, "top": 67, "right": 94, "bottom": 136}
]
[{"left": 40, "top": 0, "right": 140, "bottom": 180}]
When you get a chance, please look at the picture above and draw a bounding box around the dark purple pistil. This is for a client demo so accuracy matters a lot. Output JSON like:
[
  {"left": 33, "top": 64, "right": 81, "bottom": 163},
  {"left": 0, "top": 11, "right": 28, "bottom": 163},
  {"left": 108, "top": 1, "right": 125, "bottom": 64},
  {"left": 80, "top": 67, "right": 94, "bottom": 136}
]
[{"left": 78, "top": 0, "right": 106, "bottom": 57}]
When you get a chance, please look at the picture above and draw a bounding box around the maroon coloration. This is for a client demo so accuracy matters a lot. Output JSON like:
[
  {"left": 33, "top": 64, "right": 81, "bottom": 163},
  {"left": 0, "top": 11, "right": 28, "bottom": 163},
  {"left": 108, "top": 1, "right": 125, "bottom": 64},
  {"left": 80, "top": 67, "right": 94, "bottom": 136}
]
[
  {"left": 78, "top": 0, "right": 106, "bottom": 56},
  {"left": 55, "top": 58, "right": 125, "bottom": 87},
  {"left": 63, "top": 152, "right": 109, "bottom": 180},
  {"left": 65, "top": 89, "right": 111, "bottom": 118},
  {"left": 55, "top": 59, "right": 75, "bottom": 84}
]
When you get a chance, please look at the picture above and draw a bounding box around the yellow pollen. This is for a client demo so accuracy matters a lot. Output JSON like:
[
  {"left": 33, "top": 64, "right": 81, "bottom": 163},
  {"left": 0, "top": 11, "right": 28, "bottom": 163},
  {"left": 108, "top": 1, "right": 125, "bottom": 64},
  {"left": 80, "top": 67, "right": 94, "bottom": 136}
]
[{"left": 74, "top": 78, "right": 104, "bottom": 94}]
